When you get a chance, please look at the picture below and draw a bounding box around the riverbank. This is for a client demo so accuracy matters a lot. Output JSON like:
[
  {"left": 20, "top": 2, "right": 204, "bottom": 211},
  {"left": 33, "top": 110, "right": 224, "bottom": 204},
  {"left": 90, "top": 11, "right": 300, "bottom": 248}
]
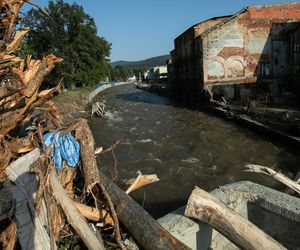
[
  {"left": 54, "top": 87, "right": 92, "bottom": 125},
  {"left": 53, "top": 82, "right": 131, "bottom": 125}
]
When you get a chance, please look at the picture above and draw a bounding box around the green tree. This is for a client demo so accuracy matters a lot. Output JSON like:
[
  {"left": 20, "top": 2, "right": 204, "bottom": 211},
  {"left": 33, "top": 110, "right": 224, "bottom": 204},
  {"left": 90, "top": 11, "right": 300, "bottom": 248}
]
[
  {"left": 111, "top": 65, "right": 131, "bottom": 81},
  {"left": 23, "top": 0, "right": 111, "bottom": 88}
]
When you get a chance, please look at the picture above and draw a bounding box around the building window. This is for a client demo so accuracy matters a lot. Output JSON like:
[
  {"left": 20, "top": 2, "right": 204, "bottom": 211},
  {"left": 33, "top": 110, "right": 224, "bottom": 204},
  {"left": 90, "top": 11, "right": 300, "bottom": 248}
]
[
  {"left": 260, "top": 62, "right": 270, "bottom": 76},
  {"left": 295, "top": 43, "right": 300, "bottom": 52}
]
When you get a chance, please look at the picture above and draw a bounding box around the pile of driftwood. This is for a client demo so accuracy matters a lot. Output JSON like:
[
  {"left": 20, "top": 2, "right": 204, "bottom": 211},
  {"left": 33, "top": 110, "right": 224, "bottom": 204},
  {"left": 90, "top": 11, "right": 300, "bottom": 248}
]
[{"left": 0, "top": 1, "right": 190, "bottom": 249}]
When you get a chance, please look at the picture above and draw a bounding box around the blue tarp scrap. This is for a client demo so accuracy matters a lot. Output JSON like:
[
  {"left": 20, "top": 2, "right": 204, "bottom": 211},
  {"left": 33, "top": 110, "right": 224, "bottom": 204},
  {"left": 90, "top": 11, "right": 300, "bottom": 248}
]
[{"left": 43, "top": 131, "right": 80, "bottom": 169}]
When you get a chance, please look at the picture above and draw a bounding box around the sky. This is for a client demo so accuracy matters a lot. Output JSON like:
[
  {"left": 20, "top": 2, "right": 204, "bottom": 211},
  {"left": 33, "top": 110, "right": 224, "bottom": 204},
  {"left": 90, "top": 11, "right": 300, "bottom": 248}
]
[{"left": 24, "top": 0, "right": 298, "bottom": 62}]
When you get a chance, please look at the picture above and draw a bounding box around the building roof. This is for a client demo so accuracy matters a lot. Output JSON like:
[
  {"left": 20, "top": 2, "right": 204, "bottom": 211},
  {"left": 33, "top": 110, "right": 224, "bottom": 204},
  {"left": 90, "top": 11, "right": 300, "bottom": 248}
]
[
  {"left": 200, "top": 2, "right": 300, "bottom": 38},
  {"left": 199, "top": 8, "right": 247, "bottom": 38},
  {"left": 251, "top": 1, "right": 300, "bottom": 9},
  {"left": 174, "top": 15, "right": 232, "bottom": 41}
]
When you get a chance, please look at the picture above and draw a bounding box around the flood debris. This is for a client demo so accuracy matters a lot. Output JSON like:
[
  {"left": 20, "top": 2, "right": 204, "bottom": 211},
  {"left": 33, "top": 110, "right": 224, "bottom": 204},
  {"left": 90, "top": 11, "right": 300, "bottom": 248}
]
[
  {"left": 245, "top": 164, "right": 300, "bottom": 195},
  {"left": 92, "top": 101, "right": 106, "bottom": 117},
  {"left": 125, "top": 171, "right": 159, "bottom": 194},
  {"left": 0, "top": 1, "right": 183, "bottom": 249},
  {"left": 185, "top": 186, "right": 287, "bottom": 250}
]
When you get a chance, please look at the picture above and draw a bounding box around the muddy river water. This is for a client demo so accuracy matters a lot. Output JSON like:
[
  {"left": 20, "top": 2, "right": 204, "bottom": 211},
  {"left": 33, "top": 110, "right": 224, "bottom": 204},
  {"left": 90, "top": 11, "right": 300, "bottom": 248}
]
[{"left": 90, "top": 84, "right": 300, "bottom": 218}]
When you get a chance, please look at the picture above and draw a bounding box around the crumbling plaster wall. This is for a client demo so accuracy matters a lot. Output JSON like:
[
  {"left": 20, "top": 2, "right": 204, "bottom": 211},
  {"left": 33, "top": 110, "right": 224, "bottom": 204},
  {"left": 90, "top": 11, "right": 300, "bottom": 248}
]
[
  {"left": 202, "top": 11, "right": 267, "bottom": 86},
  {"left": 202, "top": 4, "right": 300, "bottom": 90}
]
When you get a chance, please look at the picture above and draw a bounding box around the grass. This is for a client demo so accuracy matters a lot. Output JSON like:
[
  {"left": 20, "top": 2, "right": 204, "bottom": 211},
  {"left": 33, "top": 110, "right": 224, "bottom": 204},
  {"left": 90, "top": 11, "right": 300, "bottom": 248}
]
[{"left": 55, "top": 86, "right": 94, "bottom": 101}]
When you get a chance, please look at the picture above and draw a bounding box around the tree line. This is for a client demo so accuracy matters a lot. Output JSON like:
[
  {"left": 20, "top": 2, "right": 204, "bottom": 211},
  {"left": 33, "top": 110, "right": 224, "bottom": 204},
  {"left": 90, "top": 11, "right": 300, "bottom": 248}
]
[{"left": 22, "top": 0, "right": 140, "bottom": 88}]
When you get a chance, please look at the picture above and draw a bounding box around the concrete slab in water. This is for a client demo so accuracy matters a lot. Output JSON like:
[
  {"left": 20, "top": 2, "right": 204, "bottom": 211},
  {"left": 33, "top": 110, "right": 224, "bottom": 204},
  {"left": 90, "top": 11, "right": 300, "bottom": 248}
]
[{"left": 158, "top": 181, "right": 300, "bottom": 250}]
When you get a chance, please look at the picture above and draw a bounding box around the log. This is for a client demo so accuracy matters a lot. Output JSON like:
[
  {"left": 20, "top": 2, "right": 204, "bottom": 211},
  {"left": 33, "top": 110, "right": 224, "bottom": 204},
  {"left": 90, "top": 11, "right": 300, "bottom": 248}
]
[
  {"left": 185, "top": 187, "right": 286, "bottom": 250},
  {"left": 0, "top": 92, "right": 36, "bottom": 136},
  {"left": 49, "top": 168, "right": 105, "bottom": 250},
  {"left": 245, "top": 164, "right": 300, "bottom": 195},
  {"left": 72, "top": 119, "right": 124, "bottom": 248},
  {"left": 99, "top": 170, "right": 190, "bottom": 250},
  {"left": 74, "top": 118, "right": 101, "bottom": 193}
]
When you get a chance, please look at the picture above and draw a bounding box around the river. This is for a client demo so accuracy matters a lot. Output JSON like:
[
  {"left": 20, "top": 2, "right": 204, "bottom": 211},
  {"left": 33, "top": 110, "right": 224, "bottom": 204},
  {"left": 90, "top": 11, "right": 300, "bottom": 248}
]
[{"left": 89, "top": 84, "right": 300, "bottom": 218}]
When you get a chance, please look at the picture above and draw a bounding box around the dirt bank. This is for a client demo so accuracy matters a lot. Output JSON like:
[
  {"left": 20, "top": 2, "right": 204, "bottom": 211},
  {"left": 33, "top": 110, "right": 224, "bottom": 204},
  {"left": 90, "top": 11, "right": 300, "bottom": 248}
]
[{"left": 54, "top": 87, "right": 92, "bottom": 125}]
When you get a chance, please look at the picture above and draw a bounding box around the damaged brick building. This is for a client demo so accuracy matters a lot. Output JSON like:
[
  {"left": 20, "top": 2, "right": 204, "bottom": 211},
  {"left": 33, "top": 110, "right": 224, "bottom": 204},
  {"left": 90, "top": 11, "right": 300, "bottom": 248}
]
[{"left": 169, "top": 2, "right": 300, "bottom": 104}]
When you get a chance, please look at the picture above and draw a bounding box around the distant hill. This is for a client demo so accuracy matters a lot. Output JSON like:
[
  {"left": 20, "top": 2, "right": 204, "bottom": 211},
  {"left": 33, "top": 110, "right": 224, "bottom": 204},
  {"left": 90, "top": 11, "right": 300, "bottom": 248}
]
[{"left": 111, "top": 55, "right": 170, "bottom": 70}]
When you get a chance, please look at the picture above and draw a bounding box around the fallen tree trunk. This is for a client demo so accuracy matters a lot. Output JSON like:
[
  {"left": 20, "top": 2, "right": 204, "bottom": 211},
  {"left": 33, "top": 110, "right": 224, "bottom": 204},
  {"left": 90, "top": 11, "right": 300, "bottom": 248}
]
[
  {"left": 72, "top": 119, "right": 124, "bottom": 248},
  {"left": 49, "top": 168, "right": 105, "bottom": 250},
  {"left": 99, "top": 169, "right": 190, "bottom": 250},
  {"left": 74, "top": 118, "right": 100, "bottom": 193},
  {"left": 185, "top": 187, "right": 286, "bottom": 250}
]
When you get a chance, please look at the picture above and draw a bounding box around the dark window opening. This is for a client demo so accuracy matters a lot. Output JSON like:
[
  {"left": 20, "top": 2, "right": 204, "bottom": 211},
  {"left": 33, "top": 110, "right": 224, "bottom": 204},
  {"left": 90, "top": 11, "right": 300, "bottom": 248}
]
[{"left": 260, "top": 62, "right": 270, "bottom": 76}]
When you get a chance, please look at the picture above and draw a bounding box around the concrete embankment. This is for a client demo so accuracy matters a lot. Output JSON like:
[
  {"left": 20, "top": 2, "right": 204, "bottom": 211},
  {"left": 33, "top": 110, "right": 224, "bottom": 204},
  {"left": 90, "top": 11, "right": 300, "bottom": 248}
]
[
  {"left": 88, "top": 82, "right": 131, "bottom": 103},
  {"left": 209, "top": 106, "right": 300, "bottom": 148},
  {"left": 158, "top": 181, "right": 300, "bottom": 250}
]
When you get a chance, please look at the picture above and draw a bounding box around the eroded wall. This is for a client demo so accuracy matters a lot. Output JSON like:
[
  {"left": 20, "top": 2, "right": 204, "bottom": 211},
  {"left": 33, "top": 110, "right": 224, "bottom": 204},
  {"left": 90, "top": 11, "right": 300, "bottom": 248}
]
[
  {"left": 202, "top": 4, "right": 300, "bottom": 90},
  {"left": 172, "top": 17, "right": 230, "bottom": 102}
]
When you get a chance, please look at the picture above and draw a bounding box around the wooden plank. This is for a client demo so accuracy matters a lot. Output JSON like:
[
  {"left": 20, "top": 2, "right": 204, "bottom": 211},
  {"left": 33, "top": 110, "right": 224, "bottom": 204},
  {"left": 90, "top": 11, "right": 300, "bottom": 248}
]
[{"left": 5, "top": 149, "right": 52, "bottom": 250}]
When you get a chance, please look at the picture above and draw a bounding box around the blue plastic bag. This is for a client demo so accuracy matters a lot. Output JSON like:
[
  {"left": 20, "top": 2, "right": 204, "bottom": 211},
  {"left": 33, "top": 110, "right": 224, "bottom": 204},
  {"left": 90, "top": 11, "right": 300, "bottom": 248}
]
[{"left": 43, "top": 130, "right": 80, "bottom": 169}]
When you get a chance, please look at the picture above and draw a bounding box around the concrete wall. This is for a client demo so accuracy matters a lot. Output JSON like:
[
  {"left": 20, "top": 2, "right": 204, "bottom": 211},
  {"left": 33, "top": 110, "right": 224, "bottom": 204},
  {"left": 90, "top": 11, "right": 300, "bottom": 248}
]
[
  {"left": 88, "top": 82, "right": 130, "bottom": 103},
  {"left": 158, "top": 181, "right": 300, "bottom": 250},
  {"left": 172, "top": 17, "right": 229, "bottom": 103},
  {"left": 170, "top": 3, "right": 300, "bottom": 103},
  {"left": 148, "top": 66, "right": 168, "bottom": 81},
  {"left": 174, "top": 17, "right": 229, "bottom": 61},
  {"left": 202, "top": 4, "right": 300, "bottom": 92}
]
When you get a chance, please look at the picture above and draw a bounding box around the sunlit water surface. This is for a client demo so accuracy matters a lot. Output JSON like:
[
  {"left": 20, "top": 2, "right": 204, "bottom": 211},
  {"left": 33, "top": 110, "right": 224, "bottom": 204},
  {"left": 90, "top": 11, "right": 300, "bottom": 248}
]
[{"left": 89, "top": 85, "right": 300, "bottom": 218}]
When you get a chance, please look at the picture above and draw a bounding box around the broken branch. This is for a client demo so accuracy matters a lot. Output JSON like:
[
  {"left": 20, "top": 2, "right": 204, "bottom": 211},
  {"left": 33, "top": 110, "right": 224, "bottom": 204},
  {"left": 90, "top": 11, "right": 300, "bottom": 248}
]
[
  {"left": 245, "top": 164, "right": 300, "bottom": 195},
  {"left": 125, "top": 171, "right": 159, "bottom": 194}
]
